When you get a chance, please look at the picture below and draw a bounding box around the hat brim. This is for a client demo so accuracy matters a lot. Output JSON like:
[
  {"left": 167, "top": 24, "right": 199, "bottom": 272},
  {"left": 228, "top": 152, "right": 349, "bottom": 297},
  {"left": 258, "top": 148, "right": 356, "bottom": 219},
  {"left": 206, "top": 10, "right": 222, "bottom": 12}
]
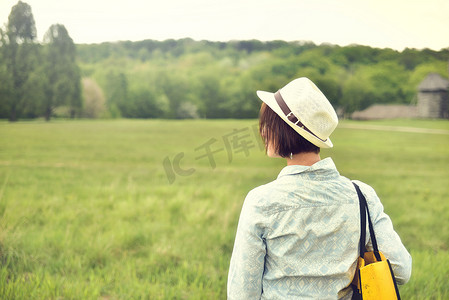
[{"left": 256, "top": 90, "right": 333, "bottom": 148}]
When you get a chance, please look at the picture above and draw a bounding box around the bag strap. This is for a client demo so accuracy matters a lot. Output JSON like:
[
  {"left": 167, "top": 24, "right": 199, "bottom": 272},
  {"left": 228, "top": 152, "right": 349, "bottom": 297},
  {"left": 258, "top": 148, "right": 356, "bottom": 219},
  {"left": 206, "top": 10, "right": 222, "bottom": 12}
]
[
  {"left": 353, "top": 183, "right": 381, "bottom": 261},
  {"left": 354, "top": 183, "right": 367, "bottom": 257}
]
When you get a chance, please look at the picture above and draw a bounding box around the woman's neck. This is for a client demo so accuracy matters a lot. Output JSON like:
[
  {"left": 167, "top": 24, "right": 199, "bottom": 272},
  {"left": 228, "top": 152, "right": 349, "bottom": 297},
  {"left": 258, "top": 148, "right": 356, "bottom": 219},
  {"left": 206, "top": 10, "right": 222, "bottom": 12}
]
[{"left": 287, "top": 152, "right": 321, "bottom": 166}]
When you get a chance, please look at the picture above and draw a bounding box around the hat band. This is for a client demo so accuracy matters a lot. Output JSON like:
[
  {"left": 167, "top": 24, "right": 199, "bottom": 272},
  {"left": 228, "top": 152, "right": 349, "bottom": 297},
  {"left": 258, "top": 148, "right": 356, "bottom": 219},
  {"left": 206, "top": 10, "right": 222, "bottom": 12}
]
[{"left": 274, "top": 90, "right": 327, "bottom": 142}]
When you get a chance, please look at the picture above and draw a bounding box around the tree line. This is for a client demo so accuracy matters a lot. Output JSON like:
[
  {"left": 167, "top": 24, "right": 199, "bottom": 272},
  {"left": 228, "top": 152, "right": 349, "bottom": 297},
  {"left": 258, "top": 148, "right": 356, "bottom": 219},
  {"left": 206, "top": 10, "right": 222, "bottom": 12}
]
[
  {"left": 0, "top": 1, "right": 81, "bottom": 121},
  {"left": 76, "top": 39, "right": 449, "bottom": 119},
  {"left": 1, "top": 1, "right": 448, "bottom": 121}
]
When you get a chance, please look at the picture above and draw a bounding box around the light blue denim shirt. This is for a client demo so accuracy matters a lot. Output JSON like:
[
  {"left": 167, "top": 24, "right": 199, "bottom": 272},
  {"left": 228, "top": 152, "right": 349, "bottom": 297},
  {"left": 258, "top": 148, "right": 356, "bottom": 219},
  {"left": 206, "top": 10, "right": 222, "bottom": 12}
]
[{"left": 227, "top": 158, "right": 411, "bottom": 299}]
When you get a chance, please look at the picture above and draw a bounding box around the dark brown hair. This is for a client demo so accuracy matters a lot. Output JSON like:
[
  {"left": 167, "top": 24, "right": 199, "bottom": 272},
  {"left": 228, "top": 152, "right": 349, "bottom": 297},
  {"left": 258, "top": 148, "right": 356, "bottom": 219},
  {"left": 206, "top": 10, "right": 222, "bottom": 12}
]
[{"left": 259, "top": 103, "right": 320, "bottom": 157}]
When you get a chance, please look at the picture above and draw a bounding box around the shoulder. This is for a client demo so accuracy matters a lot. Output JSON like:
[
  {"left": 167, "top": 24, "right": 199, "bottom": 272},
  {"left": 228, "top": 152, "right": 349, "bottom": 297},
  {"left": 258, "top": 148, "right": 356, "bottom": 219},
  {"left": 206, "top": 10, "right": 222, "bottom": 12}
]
[
  {"left": 242, "top": 180, "right": 282, "bottom": 214},
  {"left": 246, "top": 181, "right": 272, "bottom": 199},
  {"left": 244, "top": 182, "right": 272, "bottom": 207},
  {"left": 352, "top": 179, "right": 385, "bottom": 217},
  {"left": 352, "top": 180, "right": 379, "bottom": 201}
]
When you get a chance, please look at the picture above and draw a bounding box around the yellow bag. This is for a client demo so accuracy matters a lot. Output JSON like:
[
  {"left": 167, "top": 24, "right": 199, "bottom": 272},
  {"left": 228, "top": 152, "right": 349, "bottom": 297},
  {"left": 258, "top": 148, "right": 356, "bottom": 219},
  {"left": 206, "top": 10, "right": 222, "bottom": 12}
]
[{"left": 351, "top": 183, "right": 401, "bottom": 300}]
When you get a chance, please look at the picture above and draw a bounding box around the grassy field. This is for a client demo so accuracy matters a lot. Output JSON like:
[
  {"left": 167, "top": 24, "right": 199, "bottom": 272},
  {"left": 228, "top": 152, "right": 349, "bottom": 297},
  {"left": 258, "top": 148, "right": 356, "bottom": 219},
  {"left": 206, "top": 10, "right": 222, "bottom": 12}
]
[{"left": 0, "top": 118, "right": 448, "bottom": 299}]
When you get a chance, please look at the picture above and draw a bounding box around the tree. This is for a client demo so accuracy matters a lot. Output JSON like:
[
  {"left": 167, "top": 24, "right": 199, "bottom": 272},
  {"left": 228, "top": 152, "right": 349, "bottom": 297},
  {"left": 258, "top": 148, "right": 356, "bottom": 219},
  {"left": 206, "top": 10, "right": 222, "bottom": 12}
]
[
  {"left": 156, "top": 72, "right": 192, "bottom": 118},
  {"left": 341, "top": 72, "right": 375, "bottom": 114},
  {"left": 197, "top": 73, "right": 224, "bottom": 118},
  {"left": 0, "top": 29, "right": 14, "bottom": 118},
  {"left": 6, "top": 1, "right": 36, "bottom": 44},
  {"left": 0, "top": 59, "right": 13, "bottom": 119},
  {"left": 126, "top": 88, "right": 166, "bottom": 118},
  {"left": 43, "top": 24, "right": 81, "bottom": 120},
  {"left": 82, "top": 78, "right": 106, "bottom": 118},
  {"left": 22, "top": 57, "right": 47, "bottom": 118},
  {"left": 3, "top": 1, "right": 38, "bottom": 121},
  {"left": 104, "top": 71, "right": 128, "bottom": 118}
]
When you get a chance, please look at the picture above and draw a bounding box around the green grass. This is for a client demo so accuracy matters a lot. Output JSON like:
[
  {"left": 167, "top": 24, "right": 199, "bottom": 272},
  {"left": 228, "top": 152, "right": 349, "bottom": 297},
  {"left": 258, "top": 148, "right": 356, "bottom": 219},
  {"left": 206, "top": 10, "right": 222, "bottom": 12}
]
[{"left": 0, "top": 118, "right": 448, "bottom": 299}]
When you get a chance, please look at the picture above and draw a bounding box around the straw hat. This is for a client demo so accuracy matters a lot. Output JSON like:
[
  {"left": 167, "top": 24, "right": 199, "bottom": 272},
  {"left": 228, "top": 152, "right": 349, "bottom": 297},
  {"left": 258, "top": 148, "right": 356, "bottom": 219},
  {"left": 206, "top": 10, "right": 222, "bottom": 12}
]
[{"left": 256, "top": 77, "right": 338, "bottom": 148}]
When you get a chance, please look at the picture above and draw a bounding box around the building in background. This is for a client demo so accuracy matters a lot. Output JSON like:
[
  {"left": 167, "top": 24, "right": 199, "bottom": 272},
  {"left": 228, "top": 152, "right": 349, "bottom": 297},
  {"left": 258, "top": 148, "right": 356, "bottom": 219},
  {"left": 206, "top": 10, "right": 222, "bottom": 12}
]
[
  {"left": 351, "top": 104, "right": 418, "bottom": 120},
  {"left": 417, "top": 73, "right": 449, "bottom": 119},
  {"left": 352, "top": 72, "right": 449, "bottom": 120}
]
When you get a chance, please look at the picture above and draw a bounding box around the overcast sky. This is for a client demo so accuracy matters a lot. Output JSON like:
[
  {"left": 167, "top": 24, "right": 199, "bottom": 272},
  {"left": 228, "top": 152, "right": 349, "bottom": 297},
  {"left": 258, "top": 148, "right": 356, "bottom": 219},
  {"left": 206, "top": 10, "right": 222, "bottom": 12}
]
[{"left": 1, "top": 0, "right": 448, "bottom": 50}]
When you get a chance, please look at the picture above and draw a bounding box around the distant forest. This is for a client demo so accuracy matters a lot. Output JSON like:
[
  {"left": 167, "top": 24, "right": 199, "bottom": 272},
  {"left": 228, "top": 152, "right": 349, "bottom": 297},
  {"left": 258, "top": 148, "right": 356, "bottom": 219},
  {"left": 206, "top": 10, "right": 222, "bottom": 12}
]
[
  {"left": 1, "top": 2, "right": 449, "bottom": 120},
  {"left": 76, "top": 39, "right": 449, "bottom": 119}
]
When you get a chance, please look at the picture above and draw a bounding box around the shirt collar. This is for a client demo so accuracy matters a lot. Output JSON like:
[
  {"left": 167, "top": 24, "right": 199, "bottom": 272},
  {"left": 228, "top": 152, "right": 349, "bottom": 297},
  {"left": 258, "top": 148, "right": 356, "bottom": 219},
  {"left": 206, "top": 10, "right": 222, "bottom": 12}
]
[{"left": 277, "top": 157, "right": 338, "bottom": 179}]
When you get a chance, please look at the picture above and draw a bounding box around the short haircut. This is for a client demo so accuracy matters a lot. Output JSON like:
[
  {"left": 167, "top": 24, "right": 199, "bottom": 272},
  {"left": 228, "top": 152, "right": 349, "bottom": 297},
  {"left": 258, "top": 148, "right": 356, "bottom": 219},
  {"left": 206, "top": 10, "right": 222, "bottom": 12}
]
[{"left": 259, "top": 102, "right": 320, "bottom": 156}]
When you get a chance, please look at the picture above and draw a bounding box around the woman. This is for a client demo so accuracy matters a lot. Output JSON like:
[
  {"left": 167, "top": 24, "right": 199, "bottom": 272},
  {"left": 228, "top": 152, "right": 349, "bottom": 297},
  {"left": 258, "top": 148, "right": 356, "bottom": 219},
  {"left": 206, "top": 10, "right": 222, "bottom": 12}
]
[{"left": 227, "top": 78, "right": 411, "bottom": 299}]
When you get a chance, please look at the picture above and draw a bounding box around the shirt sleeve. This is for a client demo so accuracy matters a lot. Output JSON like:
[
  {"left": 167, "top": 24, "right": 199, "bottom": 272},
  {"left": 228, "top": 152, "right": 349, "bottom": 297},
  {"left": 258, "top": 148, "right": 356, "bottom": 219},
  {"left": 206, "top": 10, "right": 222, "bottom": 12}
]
[
  {"left": 227, "top": 189, "right": 268, "bottom": 300},
  {"left": 354, "top": 181, "right": 412, "bottom": 285}
]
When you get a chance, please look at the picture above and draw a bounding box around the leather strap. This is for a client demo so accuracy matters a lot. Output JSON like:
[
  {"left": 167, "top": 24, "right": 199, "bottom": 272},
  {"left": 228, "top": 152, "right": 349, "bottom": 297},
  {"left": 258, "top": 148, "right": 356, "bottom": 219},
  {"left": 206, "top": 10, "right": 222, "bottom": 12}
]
[
  {"left": 354, "top": 183, "right": 367, "bottom": 257},
  {"left": 274, "top": 91, "right": 327, "bottom": 142},
  {"left": 353, "top": 183, "right": 382, "bottom": 262}
]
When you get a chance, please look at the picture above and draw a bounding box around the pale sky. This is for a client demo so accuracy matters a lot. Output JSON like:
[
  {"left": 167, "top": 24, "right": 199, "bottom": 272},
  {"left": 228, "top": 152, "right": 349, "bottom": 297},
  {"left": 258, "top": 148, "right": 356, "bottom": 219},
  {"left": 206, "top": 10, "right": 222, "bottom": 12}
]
[{"left": 1, "top": 0, "right": 448, "bottom": 50}]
